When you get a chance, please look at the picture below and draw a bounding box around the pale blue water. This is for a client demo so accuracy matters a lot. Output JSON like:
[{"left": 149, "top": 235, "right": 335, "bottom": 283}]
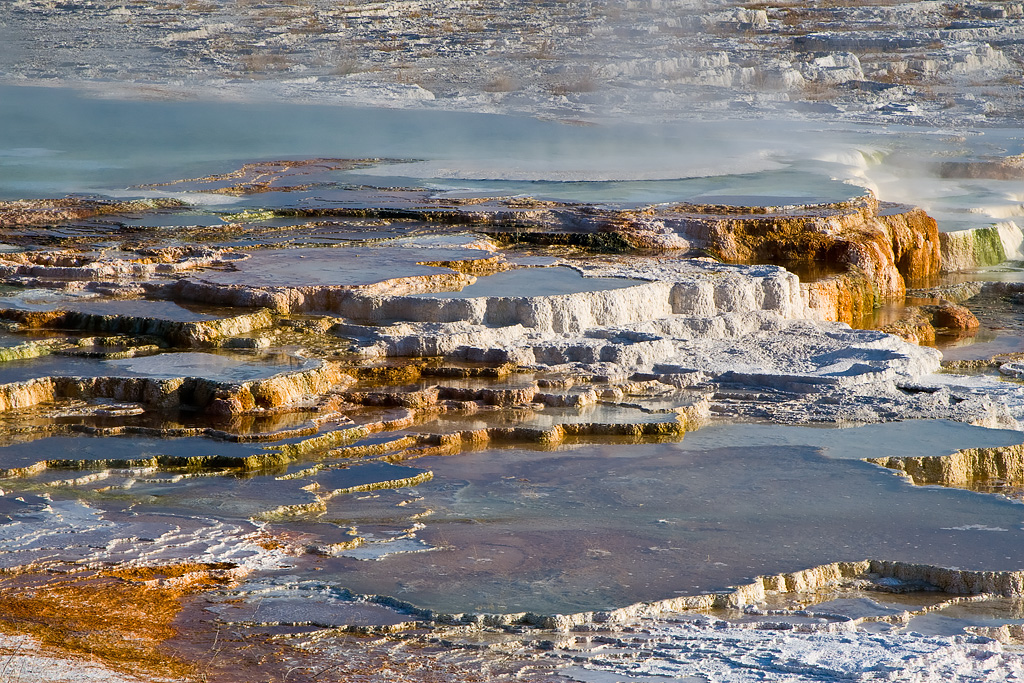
[
  {"left": 0, "top": 291, "right": 222, "bottom": 320},
  {"left": 310, "top": 428, "right": 1024, "bottom": 613},
  {"left": 0, "top": 351, "right": 312, "bottom": 384},
  {"left": 0, "top": 434, "right": 264, "bottom": 468},
  {"left": 0, "top": 84, "right": 810, "bottom": 199},
  {"left": 0, "top": 84, "right": 956, "bottom": 208},
  {"left": 3, "top": 417, "right": 1019, "bottom": 615}
]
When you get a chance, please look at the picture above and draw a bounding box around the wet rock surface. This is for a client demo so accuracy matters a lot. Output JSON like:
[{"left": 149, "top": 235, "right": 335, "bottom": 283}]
[
  {"left": 926, "top": 301, "right": 982, "bottom": 330},
  {"left": 0, "top": 153, "right": 1022, "bottom": 681},
  {"left": 0, "top": 198, "right": 1019, "bottom": 681},
  {"left": 2, "top": 1, "right": 1024, "bottom": 678}
]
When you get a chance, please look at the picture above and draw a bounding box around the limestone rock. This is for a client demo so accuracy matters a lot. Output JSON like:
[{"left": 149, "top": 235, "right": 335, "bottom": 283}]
[
  {"left": 925, "top": 302, "right": 980, "bottom": 330},
  {"left": 0, "top": 359, "right": 352, "bottom": 415},
  {"left": 879, "top": 307, "right": 937, "bottom": 345},
  {"left": 940, "top": 227, "right": 1008, "bottom": 271},
  {"left": 869, "top": 443, "right": 1024, "bottom": 489},
  {"left": 0, "top": 307, "right": 275, "bottom": 348}
]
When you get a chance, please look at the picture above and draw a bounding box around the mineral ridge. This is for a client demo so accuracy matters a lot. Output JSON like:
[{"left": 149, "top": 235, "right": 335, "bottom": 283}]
[{"left": 2, "top": 0, "right": 1024, "bottom": 681}]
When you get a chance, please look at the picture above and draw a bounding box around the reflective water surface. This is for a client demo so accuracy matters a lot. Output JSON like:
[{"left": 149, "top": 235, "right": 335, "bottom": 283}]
[
  {"left": 2, "top": 82, "right": 1024, "bottom": 681},
  {"left": 311, "top": 432, "right": 1024, "bottom": 614}
]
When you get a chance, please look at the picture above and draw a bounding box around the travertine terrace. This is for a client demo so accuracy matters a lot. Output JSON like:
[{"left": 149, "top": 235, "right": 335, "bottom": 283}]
[
  {"left": 2, "top": 1, "right": 1024, "bottom": 682},
  {"left": 0, "top": 153, "right": 1022, "bottom": 681},
  {"left": 2, "top": 0, "right": 1022, "bottom": 126},
  {"left": 0, "top": 186, "right": 987, "bottom": 426}
]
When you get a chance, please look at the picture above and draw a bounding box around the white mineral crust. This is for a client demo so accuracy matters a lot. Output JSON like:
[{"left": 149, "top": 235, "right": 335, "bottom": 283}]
[
  {"left": 561, "top": 618, "right": 1024, "bottom": 683},
  {"left": 0, "top": 496, "right": 289, "bottom": 572}
]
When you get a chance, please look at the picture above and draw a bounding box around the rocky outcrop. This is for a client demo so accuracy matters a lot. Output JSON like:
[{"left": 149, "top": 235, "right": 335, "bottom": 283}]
[
  {"left": 878, "top": 307, "right": 937, "bottom": 345},
  {"left": 0, "top": 308, "right": 275, "bottom": 347},
  {"left": 0, "top": 198, "right": 186, "bottom": 228},
  {"left": 654, "top": 200, "right": 940, "bottom": 323},
  {"left": 265, "top": 381, "right": 710, "bottom": 459},
  {"left": 475, "top": 199, "right": 941, "bottom": 325},
  {"left": 983, "top": 281, "right": 1024, "bottom": 300},
  {"left": 203, "top": 361, "right": 354, "bottom": 415},
  {"left": 0, "top": 360, "right": 352, "bottom": 415},
  {"left": 323, "top": 559, "right": 1024, "bottom": 632},
  {"left": 800, "top": 272, "right": 877, "bottom": 325},
  {"left": 0, "top": 237, "right": 971, "bottom": 429},
  {"left": 341, "top": 281, "right": 673, "bottom": 332},
  {"left": 165, "top": 259, "right": 814, "bottom": 342},
  {"left": 940, "top": 226, "right": 1007, "bottom": 271},
  {"left": 0, "top": 246, "right": 240, "bottom": 280},
  {"left": 940, "top": 222, "right": 1024, "bottom": 272},
  {"left": 877, "top": 301, "right": 977, "bottom": 344},
  {"left": 0, "top": 194, "right": 996, "bottom": 447},
  {"left": 166, "top": 271, "right": 478, "bottom": 314},
  {"left": 331, "top": 261, "right": 809, "bottom": 334},
  {"left": 907, "top": 281, "right": 983, "bottom": 305},
  {"left": 868, "top": 443, "right": 1024, "bottom": 491},
  {"left": 404, "top": 418, "right": 702, "bottom": 454},
  {"left": 339, "top": 302, "right": 940, "bottom": 395},
  {"left": 924, "top": 302, "right": 980, "bottom": 330},
  {"left": 0, "top": 339, "right": 68, "bottom": 362},
  {"left": 0, "top": 195, "right": 945, "bottom": 330}
]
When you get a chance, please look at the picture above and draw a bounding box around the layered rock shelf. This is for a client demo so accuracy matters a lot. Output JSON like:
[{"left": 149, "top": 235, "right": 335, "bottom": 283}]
[
  {"left": 0, "top": 190, "right": 946, "bottom": 328},
  {"left": 319, "top": 559, "right": 1024, "bottom": 633},
  {"left": 0, "top": 165, "right": 1021, "bottom": 680},
  {"left": 870, "top": 443, "right": 1024, "bottom": 492},
  {"left": 0, "top": 358, "right": 350, "bottom": 415},
  {"left": 638, "top": 198, "right": 942, "bottom": 323},
  {"left": 4, "top": 0, "right": 1024, "bottom": 677},
  {"left": 3, "top": 0, "right": 1022, "bottom": 126},
  {"left": 0, "top": 307, "right": 275, "bottom": 347},
  {"left": 0, "top": 189, "right": 1014, "bottom": 429}
]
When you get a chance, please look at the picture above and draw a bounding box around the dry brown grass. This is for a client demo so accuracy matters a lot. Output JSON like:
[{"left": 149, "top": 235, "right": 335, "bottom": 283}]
[
  {"left": 377, "top": 38, "right": 408, "bottom": 53},
  {"left": 483, "top": 74, "right": 518, "bottom": 92},
  {"left": 547, "top": 73, "right": 598, "bottom": 95},
  {"left": 524, "top": 38, "right": 555, "bottom": 59},
  {"left": 104, "top": 562, "right": 238, "bottom": 586},
  {"left": 240, "top": 52, "right": 294, "bottom": 73},
  {"left": 799, "top": 78, "right": 840, "bottom": 101},
  {"left": 184, "top": 0, "right": 218, "bottom": 11},
  {"left": 331, "top": 56, "right": 365, "bottom": 75},
  {"left": 394, "top": 64, "right": 423, "bottom": 84},
  {"left": 745, "top": 0, "right": 900, "bottom": 7},
  {"left": 289, "top": 14, "right": 328, "bottom": 34}
]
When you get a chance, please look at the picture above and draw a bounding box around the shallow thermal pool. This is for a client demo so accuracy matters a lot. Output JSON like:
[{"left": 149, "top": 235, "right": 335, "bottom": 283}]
[
  {"left": 379, "top": 166, "right": 865, "bottom": 205},
  {"left": 128, "top": 419, "right": 1017, "bottom": 617},
  {"left": 2, "top": 419, "right": 1020, "bottom": 619},
  {"left": 414, "top": 266, "right": 646, "bottom": 299},
  {"left": 0, "top": 85, "right": 881, "bottom": 199},
  {"left": 0, "top": 433, "right": 264, "bottom": 470},
  {"left": 196, "top": 245, "right": 488, "bottom": 288},
  {"left": 0, "top": 350, "right": 313, "bottom": 384},
  {"left": 0, "top": 289, "right": 224, "bottom": 321},
  {"left": 3, "top": 84, "right": 1021, "bottom": 225},
  {"left": 317, "top": 445, "right": 1024, "bottom": 614}
]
